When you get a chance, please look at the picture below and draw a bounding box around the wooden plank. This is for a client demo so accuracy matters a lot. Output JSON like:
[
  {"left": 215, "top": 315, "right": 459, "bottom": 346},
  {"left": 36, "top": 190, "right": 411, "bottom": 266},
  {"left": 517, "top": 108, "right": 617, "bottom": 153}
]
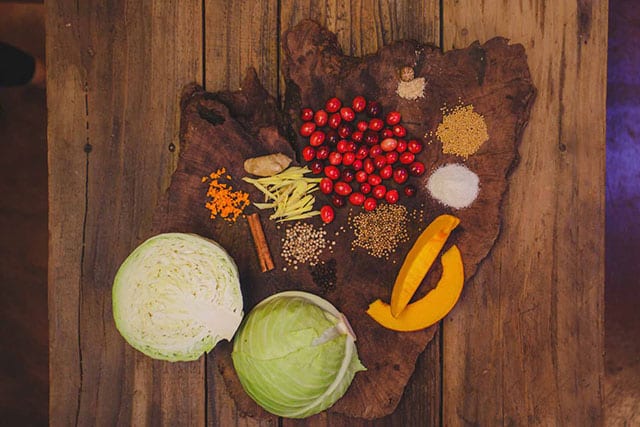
[
  {"left": 204, "top": 0, "right": 279, "bottom": 95},
  {"left": 441, "top": 1, "right": 606, "bottom": 425},
  {"left": 47, "top": 0, "right": 203, "bottom": 425},
  {"left": 278, "top": 2, "right": 440, "bottom": 425}
]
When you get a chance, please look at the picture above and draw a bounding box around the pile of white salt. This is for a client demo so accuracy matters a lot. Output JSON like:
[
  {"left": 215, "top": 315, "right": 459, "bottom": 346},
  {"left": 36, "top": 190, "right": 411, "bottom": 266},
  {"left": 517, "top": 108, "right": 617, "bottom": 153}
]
[{"left": 426, "top": 164, "right": 479, "bottom": 209}]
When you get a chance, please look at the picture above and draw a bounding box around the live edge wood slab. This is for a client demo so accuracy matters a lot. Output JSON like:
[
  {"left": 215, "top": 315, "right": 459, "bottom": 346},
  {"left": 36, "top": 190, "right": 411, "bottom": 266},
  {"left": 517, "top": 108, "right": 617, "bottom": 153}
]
[{"left": 151, "top": 20, "right": 534, "bottom": 419}]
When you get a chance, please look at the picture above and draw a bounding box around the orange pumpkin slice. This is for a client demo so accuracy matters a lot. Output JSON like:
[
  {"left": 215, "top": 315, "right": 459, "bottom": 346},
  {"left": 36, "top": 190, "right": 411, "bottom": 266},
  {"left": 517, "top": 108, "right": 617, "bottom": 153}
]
[
  {"left": 390, "top": 214, "right": 460, "bottom": 317},
  {"left": 367, "top": 245, "right": 464, "bottom": 331}
]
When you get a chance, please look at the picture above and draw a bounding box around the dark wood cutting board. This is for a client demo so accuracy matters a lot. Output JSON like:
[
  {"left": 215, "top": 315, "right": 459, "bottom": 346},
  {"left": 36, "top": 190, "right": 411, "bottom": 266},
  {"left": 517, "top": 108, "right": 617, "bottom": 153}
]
[{"left": 151, "top": 20, "right": 535, "bottom": 420}]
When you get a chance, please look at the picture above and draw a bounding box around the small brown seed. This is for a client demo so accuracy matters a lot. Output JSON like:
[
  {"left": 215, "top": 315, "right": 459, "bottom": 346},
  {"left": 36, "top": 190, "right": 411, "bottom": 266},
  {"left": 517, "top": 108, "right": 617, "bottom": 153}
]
[{"left": 400, "top": 66, "right": 415, "bottom": 82}]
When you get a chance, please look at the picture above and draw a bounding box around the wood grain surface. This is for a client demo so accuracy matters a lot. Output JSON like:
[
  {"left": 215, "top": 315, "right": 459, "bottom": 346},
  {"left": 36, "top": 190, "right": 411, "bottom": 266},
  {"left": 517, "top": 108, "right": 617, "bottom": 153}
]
[{"left": 47, "top": 1, "right": 607, "bottom": 426}]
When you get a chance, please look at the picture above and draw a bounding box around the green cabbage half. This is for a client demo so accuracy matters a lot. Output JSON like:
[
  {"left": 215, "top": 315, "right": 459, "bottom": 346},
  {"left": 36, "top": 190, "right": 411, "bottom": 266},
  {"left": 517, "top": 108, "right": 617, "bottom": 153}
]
[
  {"left": 112, "top": 233, "right": 243, "bottom": 362},
  {"left": 232, "top": 291, "right": 366, "bottom": 418}
]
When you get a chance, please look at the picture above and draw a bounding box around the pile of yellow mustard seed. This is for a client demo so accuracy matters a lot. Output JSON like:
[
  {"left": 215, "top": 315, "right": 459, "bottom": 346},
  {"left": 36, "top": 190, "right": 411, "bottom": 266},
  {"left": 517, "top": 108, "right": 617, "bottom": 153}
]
[{"left": 436, "top": 104, "right": 488, "bottom": 158}]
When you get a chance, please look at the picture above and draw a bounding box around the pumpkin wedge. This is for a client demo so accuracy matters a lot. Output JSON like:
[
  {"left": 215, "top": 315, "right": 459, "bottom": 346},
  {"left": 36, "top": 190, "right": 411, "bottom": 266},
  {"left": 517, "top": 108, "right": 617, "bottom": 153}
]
[
  {"left": 390, "top": 214, "right": 460, "bottom": 317},
  {"left": 367, "top": 245, "right": 464, "bottom": 331}
]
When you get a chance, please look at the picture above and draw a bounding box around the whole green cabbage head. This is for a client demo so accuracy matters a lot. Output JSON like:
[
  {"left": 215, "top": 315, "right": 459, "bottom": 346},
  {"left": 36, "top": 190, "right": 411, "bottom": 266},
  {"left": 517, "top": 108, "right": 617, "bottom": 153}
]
[
  {"left": 232, "top": 291, "right": 365, "bottom": 418},
  {"left": 112, "top": 233, "right": 243, "bottom": 362}
]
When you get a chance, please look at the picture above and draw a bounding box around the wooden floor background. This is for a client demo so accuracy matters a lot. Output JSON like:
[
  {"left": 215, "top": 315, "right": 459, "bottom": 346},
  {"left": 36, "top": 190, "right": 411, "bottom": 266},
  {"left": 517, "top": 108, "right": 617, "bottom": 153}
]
[{"left": 0, "top": 0, "right": 637, "bottom": 425}]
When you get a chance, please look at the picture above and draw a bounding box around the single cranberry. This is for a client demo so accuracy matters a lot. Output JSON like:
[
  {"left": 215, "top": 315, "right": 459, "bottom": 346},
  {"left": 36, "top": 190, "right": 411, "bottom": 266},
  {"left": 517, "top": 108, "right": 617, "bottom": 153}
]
[
  {"left": 300, "top": 107, "right": 314, "bottom": 121},
  {"left": 385, "top": 151, "right": 399, "bottom": 164},
  {"left": 392, "top": 124, "right": 407, "bottom": 137},
  {"left": 334, "top": 181, "right": 353, "bottom": 196},
  {"left": 352, "top": 95, "right": 367, "bottom": 112},
  {"left": 338, "top": 122, "right": 353, "bottom": 139},
  {"left": 328, "top": 113, "right": 342, "bottom": 129},
  {"left": 341, "top": 168, "right": 355, "bottom": 183},
  {"left": 328, "top": 151, "right": 343, "bottom": 165},
  {"left": 367, "top": 174, "right": 382, "bottom": 186},
  {"left": 337, "top": 140, "right": 349, "bottom": 153},
  {"left": 325, "top": 97, "right": 342, "bottom": 113},
  {"left": 309, "top": 130, "right": 326, "bottom": 147},
  {"left": 381, "top": 128, "right": 394, "bottom": 139},
  {"left": 363, "top": 197, "right": 377, "bottom": 211},
  {"left": 369, "top": 145, "right": 383, "bottom": 158},
  {"left": 299, "top": 122, "right": 316, "bottom": 137},
  {"left": 399, "top": 151, "right": 415, "bottom": 164},
  {"left": 363, "top": 158, "right": 375, "bottom": 174},
  {"left": 324, "top": 165, "right": 340, "bottom": 180},
  {"left": 359, "top": 182, "right": 372, "bottom": 194},
  {"left": 364, "top": 130, "right": 379, "bottom": 146},
  {"left": 372, "top": 184, "right": 387, "bottom": 199},
  {"left": 349, "top": 192, "right": 365, "bottom": 206},
  {"left": 340, "top": 106, "right": 355, "bottom": 122},
  {"left": 356, "top": 120, "right": 368, "bottom": 132},
  {"left": 346, "top": 141, "right": 357, "bottom": 152},
  {"left": 393, "top": 167, "right": 409, "bottom": 184},
  {"left": 409, "top": 161, "right": 426, "bottom": 176},
  {"left": 379, "top": 164, "right": 393, "bottom": 180},
  {"left": 310, "top": 160, "right": 324, "bottom": 174},
  {"left": 373, "top": 155, "right": 387, "bottom": 169},
  {"left": 403, "top": 185, "right": 417, "bottom": 197},
  {"left": 302, "top": 146, "right": 316, "bottom": 162},
  {"left": 319, "top": 177, "right": 333, "bottom": 194},
  {"left": 352, "top": 159, "right": 363, "bottom": 170},
  {"left": 351, "top": 130, "right": 364, "bottom": 143},
  {"left": 396, "top": 139, "right": 408, "bottom": 153},
  {"left": 355, "top": 170, "right": 368, "bottom": 183},
  {"left": 314, "top": 109, "right": 328, "bottom": 127},
  {"left": 380, "top": 137, "right": 398, "bottom": 152},
  {"left": 407, "top": 139, "right": 423, "bottom": 154},
  {"left": 320, "top": 205, "right": 335, "bottom": 223},
  {"left": 385, "top": 111, "right": 401, "bottom": 125},
  {"left": 316, "top": 145, "right": 330, "bottom": 160},
  {"left": 369, "top": 118, "right": 384, "bottom": 132},
  {"left": 342, "top": 152, "right": 356, "bottom": 166},
  {"left": 385, "top": 189, "right": 400, "bottom": 204},
  {"left": 325, "top": 129, "right": 339, "bottom": 146},
  {"left": 331, "top": 194, "right": 346, "bottom": 208},
  {"left": 366, "top": 101, "right": 382, "bottom": 118},
  {"left": 355, "top": 145, "right": 369, "bottom": 159}
]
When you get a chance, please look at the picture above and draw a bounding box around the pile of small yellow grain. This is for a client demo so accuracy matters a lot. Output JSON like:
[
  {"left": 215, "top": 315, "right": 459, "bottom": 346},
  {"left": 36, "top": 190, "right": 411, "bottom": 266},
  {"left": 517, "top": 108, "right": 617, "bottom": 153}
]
[{"left": 436, "top": 104, "right": 488, "bottom": 158}]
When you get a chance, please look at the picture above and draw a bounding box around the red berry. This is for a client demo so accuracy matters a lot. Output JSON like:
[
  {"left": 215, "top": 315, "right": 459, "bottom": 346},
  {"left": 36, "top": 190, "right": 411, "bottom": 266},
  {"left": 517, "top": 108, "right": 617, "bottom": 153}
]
[
  {"left": 363, "top": 197, "right": 377, "bottom": 211},
  {"left": 346, "top": 141, "right": 357, "bottom": 152},
  {"left": 331, "top": 194, "right": 346, "bottom": 208},
  {"left": 363, "top": 158, "right": 375, "bottom": 174},
  {"left": 366, "top": 101, "right": 382, "bottom": 118},
  {"left": 369, "top": 118, "right": 384, "bottom": 132},
  {"left": 385, "top": 151, "right": 399, "bottom": 164},
  {"left": 325, "top": 97, "right": 342, "bottom": 113},
  {"left": 396, "top": 139, "right": 408, "bottom": 153},
  {"left": 326, "top": 129, "right": 339, "bottom": 146},
  {"left": 367, "top": 174, "right": 382, "bottom": 186},
  {"left": 337, "top": 140, "right": 349, "bottom": 153},
  {"left": 302, "top": 146, "right": 316, "bottom": 162},
  {"left": 309, "top": 130, "right": 326, "bottom": 146},
  {"left": 355, "top": 170, "right": 368, "bottom": 183},
  {"left": 328, "top": 151, "right": 343, "bottom": 165},
  {"left": 359, "top": 182, "right": 372, "bottom": 194},
  {"left": 328, "top": 113, "right": 342, "bottom": 129},
  {"left": 392, "top": 124, "right": 407, "bottom": 137},
  {"left": 386, "top": 111, "right": 401, "bottom": 125},
  {"left": 352, "top": 95, "right": 366, "bottom": 112},
  {"left": 319, "top": 177, "right": 333, "bottom": 194},
  {"left": 351, "top": 130, "right": 364, "bottom": 143},
  {"left": 300, "top": 122, "right": 316, "bottom": 137},
  {"left": 334, "top": 181, "right": 353, "bottom": 196},
  {"left": 340, "top": 106, "right": 355, "bottom": 122},
  {"left": 341, "top": 168, "right": 355, "bottom": 183},
  {"left": 399, "top": 151, "right": 415, "bottom": 164},
  {"left": 381, "top": 128, "right": 394, "bottom": 139},
  {"left": 385, "top": 189, "right": 400, "bottom": 204},
  {"left": 373, "top": 155, "right": 387, "bottom": 169},
  {"left": 352, "top": 159, "right": 363, "bottom": 170},
  {"left": 342, "top": 151, "right": 356, "bottom": 166},
  {"left": 316, "top": 145, "right": 330, "bottom": 160},
  {"left": 409, "top": 161, "right": 425, "bottom": 176},
  {"left": 349, "top": 192, "right": 365, "bottom": 206},
  {"left": 364, "top": 130, "right": 379, "bottom": 146},
  {"left": 320, "top": 205, "right": 335, "bottom": 223},
  {"left": 338, "top": 122, "right": 353, "bottom": 139},
  {"left": 355, "top": 145, "right": 369, "bottom": 159},
  {"left": 403, "top": 185, "right": 417, "bottom": 197},
  {"left": 372, "top": 184, "right": 387, "bottom": 199},
  {"left": 356, "top": 120, "right": 368, "bottom": 132},
  {"left": 379, "top": 164, "right": 393, "bottom": 180},
  {"left": 314, "top": 109, "right": 328, "bottom": 127},
  {"left": 324, "top": 165, "right": 340, "bottom": 180},
  {"left": 369, "top": 145, "right": 383, "bottom": 158},
  {"left": 393, "top": 167, "right": 409, "bottom": 184},
  {"left": 407, "top": 139, "right": 423, "bottom": 154},
  {"left": 310, "top": 160, "right": 323, "bottom": 174},
  {"left": 300, "top": 108, "right": 314, "bottom": 121},
  {"left": 380, "top": 137, "right": 398, "bottom": 152}
]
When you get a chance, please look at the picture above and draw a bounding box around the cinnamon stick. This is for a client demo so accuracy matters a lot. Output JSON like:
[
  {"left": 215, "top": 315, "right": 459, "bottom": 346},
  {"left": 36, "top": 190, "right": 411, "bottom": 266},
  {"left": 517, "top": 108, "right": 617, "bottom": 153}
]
[{"left": 246, "top": 213, "right": 275, "bottom": 272}]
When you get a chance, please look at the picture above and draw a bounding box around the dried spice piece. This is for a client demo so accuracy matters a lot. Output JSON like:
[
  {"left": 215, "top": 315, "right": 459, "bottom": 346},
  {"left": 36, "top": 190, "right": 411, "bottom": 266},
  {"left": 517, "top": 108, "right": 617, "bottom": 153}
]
[
  {"left": 202, "top": 168, "right": 250, "bottom": 222},
  {"left": 281, "top": 222, "right": 334, "bottom": 269},
  {"left": 349, "top": 204, "right": 410, "bottom": 259},
  {"left": 436, "top": 104, "right": 489, "bottom": 158}
]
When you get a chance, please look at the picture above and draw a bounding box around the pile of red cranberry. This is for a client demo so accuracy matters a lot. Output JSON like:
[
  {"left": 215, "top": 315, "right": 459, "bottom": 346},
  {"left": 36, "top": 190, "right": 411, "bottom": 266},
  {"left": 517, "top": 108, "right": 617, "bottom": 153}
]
[{"left": 298, "top": 95, "right": 425, "bottom": 224}]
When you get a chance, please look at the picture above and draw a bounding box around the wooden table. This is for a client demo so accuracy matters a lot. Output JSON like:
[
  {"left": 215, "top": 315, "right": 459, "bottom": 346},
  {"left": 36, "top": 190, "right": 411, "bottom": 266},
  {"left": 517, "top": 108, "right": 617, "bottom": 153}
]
[{"left": 47, "top": 1, "right": 607, "bottom": 425}]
